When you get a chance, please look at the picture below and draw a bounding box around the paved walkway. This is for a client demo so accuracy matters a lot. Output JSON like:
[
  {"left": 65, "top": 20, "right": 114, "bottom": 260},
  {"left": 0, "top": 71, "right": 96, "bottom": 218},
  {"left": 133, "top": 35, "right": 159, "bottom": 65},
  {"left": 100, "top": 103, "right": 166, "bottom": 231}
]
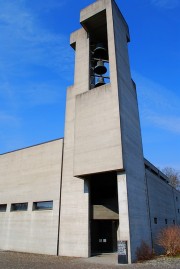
[
  {"left": 79, "top": 253, "right": 118, "bottom": 265},
  {"left": 0, "top": 251, "right": 179, "bottom": 269}
]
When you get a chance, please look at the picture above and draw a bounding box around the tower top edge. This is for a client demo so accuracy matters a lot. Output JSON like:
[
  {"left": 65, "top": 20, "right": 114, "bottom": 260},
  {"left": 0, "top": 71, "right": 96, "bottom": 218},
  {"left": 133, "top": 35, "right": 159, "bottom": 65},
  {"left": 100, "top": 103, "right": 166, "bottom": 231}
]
[{"left": 80, "top": 0, "right": 130, "bottom": 40}]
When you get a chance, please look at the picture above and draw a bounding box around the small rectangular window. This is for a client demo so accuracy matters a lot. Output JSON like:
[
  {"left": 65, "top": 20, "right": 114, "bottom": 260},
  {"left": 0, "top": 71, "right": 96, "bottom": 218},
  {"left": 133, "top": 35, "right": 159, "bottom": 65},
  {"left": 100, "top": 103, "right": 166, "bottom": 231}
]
[
  {"left": 176, "top": 197, "right": 178, "bottom": 201},
  {"left": 178, "top": 209, "right": 180, "bottom": 213},
  {"left": 33, "top": 201, "right": 53, "bottom": 211},
  {"left": 165, "top": 219, "right": 167, "bottom": 225},
  {"left": 154, "top": 217, "right": 157, "bottom": 224},
  {"left": 11, "top": 203, "right": 28, "bottom": 211},
  {"left": 0, "top": 204, "right": 7, "bottom": 212},
  {"left": 173, "top": 220, "right": 175, "bottom": 225}
]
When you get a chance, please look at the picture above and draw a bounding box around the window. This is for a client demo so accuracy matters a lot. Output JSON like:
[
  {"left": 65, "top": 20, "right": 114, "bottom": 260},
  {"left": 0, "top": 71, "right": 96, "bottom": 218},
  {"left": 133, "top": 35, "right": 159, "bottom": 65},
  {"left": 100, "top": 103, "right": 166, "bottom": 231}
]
[
  {"left": 154, "top": 217, "right": 157, "bottom": 224},
  {"left": 173, "top": 220, "right": 175, "bottom": 225},
  {"left": 0, "top": 204, "right": 7, "bottom": 212},
  {"left": 176, "top": 197, "right": 178, "bottom": 201},
  {"left": 178, "top": 209, "right": 180, "bottom": 213},
  {"left": 11, "top": 203, "right": 28, "bottom": 211},
  {"left": 165, "top": 219, "right": 167, "bottom": 225},
  {"left": 33, "top": 201, "right": 53, "bottom": 211}
]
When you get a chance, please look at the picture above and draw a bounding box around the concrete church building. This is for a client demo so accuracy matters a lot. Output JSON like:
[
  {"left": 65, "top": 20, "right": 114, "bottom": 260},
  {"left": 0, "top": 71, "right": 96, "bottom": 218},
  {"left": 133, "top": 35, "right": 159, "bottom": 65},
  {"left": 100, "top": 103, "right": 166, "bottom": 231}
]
[{"left": 0, "top": 0, "right": 179, "bottom": 264}]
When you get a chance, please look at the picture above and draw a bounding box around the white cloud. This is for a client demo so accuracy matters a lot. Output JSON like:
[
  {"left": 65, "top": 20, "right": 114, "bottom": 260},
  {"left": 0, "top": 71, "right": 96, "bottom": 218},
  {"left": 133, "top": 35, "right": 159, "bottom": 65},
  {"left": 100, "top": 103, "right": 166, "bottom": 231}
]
[
  {"left": 133, "top": 72, "right": 180, "bottom": 134},
  {"left": 0, "top": 112, "right": 20, "bottom": 126},
  {"left": 150, "top": 0, "right": 180, "bottom": 9},
  {"left": 0, "top": 0, "right": 74, "bottom": 112},
  {"left": 20, "top": 82, "right": 64, "bottom": 106},
  {"left": 147, "top": 114, "right": 180, "bottom": 134},
  {"left": 36, "top": 1, "right": 66, "bottom": 12},
  {"left": 0, "top": 80, "right": 64, "bottom": 108},
  {"left": 0, "top": 0, "right": 73, "bottom": 79}
]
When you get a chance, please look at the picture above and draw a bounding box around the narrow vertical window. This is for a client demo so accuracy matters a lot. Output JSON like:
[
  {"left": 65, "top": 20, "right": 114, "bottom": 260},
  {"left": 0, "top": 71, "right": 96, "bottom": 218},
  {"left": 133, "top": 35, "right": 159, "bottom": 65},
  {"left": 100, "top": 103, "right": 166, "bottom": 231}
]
[
  {"left": 154, "top": 217, "right": 157, "bottom": 224},
  {"left": 165, "top": 219, "right": 167, "bottom": 225}
]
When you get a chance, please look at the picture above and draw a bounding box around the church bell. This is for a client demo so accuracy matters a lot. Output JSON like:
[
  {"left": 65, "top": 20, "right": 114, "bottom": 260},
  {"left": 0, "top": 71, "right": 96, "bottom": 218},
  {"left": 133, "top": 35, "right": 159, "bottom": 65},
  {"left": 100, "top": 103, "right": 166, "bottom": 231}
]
[
  {"left": 94, "top": 60, "right": 107, "bottom": 75},
  {"left": 93, "top": 43, "right": 107, "bottom": 60}
]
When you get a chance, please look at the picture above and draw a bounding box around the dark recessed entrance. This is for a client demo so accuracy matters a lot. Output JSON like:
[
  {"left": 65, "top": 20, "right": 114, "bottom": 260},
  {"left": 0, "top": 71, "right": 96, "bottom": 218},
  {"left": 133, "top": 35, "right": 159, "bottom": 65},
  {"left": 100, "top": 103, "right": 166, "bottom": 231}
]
[
  {"left": 91, "top": 220, "right": 118, "bottom": 254},
  {"left": 89, "top": 171, "right": 119, "bottom": 255}
]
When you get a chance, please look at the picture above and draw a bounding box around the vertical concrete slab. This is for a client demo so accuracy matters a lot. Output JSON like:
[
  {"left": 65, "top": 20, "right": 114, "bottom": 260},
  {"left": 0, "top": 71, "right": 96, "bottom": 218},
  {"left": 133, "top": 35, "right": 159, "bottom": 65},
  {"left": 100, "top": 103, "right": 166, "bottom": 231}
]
[
  {"left": 111, "top": 0, "right": 152, "bottom": 262},
  {"left": 74, "top": 84, "right": 123, "bottom": 176},
  {"left": 58, "top": 29, "right": 90, "bottom": 257},
  {"left": 117, "top": 172, "right": 131, "bottom": 263}
]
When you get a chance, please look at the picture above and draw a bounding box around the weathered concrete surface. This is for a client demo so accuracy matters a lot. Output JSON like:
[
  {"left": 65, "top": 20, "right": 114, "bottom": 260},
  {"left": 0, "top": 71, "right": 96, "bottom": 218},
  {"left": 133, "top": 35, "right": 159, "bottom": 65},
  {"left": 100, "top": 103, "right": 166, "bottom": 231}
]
[
  {"left": 146, "top": 168, "right": 180, "bottom": 252},
  {"left": 58, "top": 28, "right": 90, "bottom": 258},
  {"left": 117, "top": 172, "right": 131, "bottom": 262},
  {"left": 74, "top": 84, "right": 123, "bottom": 176},
  {"left": 0, "top": 139, "right": 63, "bottom": 255},
  {"left": 92, "top": 204, "right": 119, "bottom": 220},
  {"left": 60, "top": 0, "right": 152, "bottom": 262},
  {"left": 0, "top": 0, "right": 179, "bottom": 264},
  {"left": 59, "top": 0, "right": 125, "bottom": 258},
  {"left": 112, "top": 0, "right": 152, "bottom": 262}
]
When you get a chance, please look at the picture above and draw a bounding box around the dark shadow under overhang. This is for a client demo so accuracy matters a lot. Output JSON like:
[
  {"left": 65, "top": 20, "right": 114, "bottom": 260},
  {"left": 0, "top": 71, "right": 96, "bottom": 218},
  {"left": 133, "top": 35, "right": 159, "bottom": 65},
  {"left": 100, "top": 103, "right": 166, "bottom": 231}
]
[{"left": 81, "top": 10, "right": 107, "bottom": 44}]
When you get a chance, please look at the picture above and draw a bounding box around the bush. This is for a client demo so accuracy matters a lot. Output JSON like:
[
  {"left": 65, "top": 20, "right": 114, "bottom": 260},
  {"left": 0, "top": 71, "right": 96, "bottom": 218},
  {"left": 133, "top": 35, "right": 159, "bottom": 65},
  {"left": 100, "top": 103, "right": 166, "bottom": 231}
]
[
  {"left": 156, "top": 225, "right": 180, "bottom": 256},
  {"left": 136, "top": 241, "right": 154, "bottom": 261}
]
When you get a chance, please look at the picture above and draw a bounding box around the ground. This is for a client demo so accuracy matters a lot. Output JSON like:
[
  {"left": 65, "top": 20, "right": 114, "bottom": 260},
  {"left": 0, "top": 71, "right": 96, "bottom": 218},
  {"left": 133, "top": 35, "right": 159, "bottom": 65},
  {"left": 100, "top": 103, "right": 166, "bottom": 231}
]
[{"left": 0, "top": 251, "right": 179, "bottom": 269}]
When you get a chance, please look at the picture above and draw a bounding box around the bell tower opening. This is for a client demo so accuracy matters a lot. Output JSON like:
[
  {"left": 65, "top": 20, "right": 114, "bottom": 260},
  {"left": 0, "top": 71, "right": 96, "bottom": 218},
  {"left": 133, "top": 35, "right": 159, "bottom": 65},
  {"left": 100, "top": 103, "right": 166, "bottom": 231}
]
[
  {"left": 90, "top": 39, "right": 110, "bottom": 89},
  {"left": 81, "top": 10, "right": 110, "bottom": 89}
]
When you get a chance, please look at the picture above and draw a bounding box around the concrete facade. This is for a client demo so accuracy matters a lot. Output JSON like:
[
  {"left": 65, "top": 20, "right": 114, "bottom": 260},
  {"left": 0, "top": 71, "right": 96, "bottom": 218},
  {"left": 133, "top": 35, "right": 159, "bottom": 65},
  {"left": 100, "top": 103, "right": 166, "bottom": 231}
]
[
  {"left": 0, "top": 0, "right": 179, "bottom": 264},
  {"left": 0, "top": 139, "right": 63, "bottom": 255},
  {"left": 59, "top": 0, "right": 152, "bottom": 261},
  {"left": 145, "top": 160, "right": 180, "bottom": 252}
]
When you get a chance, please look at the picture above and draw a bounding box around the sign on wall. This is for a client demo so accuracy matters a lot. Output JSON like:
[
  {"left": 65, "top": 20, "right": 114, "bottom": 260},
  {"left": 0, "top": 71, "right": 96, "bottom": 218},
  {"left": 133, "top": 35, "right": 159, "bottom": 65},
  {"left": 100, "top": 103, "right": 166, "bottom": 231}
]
[{"left": 117, "top": 241, "right": 128, "bottom": 264}]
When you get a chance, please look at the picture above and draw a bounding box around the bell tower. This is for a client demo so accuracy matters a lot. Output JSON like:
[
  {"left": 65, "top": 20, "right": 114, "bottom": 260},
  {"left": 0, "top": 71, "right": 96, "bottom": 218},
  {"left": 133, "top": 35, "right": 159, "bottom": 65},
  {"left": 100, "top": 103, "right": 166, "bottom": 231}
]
[{"left": 59, "top": 0, "right": 152, "bottom": 263}]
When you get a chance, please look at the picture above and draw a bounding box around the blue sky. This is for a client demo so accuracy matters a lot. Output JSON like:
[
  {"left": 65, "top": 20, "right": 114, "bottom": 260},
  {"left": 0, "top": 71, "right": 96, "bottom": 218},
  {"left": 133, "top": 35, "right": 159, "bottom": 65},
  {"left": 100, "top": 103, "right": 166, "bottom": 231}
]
[{"left": 0, "top": 0, "right": 179, "bottom": 171}]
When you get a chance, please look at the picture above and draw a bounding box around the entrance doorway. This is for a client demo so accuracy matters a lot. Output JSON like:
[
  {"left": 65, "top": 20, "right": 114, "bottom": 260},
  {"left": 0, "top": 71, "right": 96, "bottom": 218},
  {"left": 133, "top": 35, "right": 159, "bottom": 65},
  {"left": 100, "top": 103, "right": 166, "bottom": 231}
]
[
  {"left": 91, "top": 220, "right": 118, "bottom": 254},
  {"left": 89, "top": 171, "right": 119, "bottom": 255}
]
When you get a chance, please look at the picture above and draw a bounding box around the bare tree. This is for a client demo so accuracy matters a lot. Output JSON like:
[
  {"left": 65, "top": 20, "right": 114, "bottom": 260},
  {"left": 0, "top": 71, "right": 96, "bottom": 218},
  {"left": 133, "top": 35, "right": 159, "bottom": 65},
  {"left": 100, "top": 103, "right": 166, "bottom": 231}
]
[
  {"left": 156, "top": 225, "right": 180, "bottom": 256},
  {"left": 162, "top": 167, "right": 180, "bottom": 190}
]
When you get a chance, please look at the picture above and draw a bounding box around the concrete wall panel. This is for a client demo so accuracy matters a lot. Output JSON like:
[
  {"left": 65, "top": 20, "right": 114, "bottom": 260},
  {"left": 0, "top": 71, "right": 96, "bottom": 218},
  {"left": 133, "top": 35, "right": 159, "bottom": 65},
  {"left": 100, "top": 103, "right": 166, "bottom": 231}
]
[
  {"left": 146, "top": 169, "right": 180, "bottom": 252},
  {"left": 0, "top": 139, "right": 63, "bottom": 255},
  {"left": 74, "top": 84, "right": 123, "bottom": 176},
  {"left": 112, "top": 1, "right": 152, "bottom": 262}
]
